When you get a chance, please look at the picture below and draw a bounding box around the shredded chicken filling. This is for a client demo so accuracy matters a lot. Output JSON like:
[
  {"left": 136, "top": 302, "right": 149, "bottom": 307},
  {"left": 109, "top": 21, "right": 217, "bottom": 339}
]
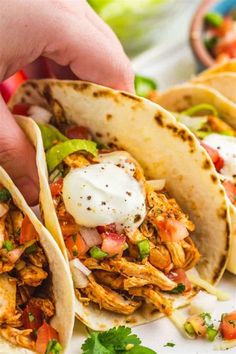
[
  {"left": 0, "top": 193, "right": 56, "bottom": 351},
  {"left": 52, "top": 144, "right": 201, "bottom": 317}
]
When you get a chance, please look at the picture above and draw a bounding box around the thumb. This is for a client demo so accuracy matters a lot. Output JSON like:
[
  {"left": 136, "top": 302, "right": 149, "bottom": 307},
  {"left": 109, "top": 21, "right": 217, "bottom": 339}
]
[{"left": 0, "top": 96, "right": 39, "bottom": 205}]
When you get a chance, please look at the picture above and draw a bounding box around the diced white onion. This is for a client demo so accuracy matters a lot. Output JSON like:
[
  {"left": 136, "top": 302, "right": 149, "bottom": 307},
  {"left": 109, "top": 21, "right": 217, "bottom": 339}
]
[
  {"left": 0, "top": 203, "right": 9, "bottom": 218},
  {"left": 79, "top": 227, "right": 102, "bottom": 247},
  {"left": 28, "top": 105, "right": 52, "bottom": 124},
  {"left": 69, "top": 260, "right": 89, "bottom": 289},
  {"left": 147, "top": 179, "right": 166, "bottom": 191},
  {"left": 70, "top": 258, "right": 91, "bottom": 277},
  {"left": 189, "top": 291, "right": 217, "bottom": 315}
]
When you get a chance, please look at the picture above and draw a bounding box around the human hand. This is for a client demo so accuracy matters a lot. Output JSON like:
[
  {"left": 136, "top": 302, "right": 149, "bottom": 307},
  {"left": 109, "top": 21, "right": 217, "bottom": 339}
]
[{"left": 0, "top": 0, "right": 134, "bottom": 205}]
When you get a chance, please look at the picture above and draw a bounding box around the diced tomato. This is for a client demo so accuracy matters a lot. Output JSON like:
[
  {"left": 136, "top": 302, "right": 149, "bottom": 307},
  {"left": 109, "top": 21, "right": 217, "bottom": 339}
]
[
  {"left": 0, "top": 71, "right": 27, "bottom": 102},
  {"left": 50, "top": 178, "right": 63, "bottom": 198},
  {"left": 200, "top": 141, "right": 224, "bottom": 172},
  {"left": 223, "top": 180, "right": 236, "bottom": 205},
  {"left": 168, "top": 268, "right": 192, "bottom": 292},
  {"left": 96, "top": 223, "right": 117, "bottom": 234},
  {"left": 215, "top": 40, "right": 236, "bottom": 59},
  {"left": 60, "top": 221, "right": 79, "bottom": 238},
  {"left": 22, "top": 304, "right": 44, "bottom": 330},
  {"left": 35, "top": 322, "right": 59, "bottom": 354},
  {"left": 65, "top": 233, "right": 89, "bottom": 258},
  {"left": 19, "top": 216, "right": 38, "bottom": 244},
  {"left": 64, "top": 125, "right": 92, "bottom": 140},
  {"left": 220, "top": 311, "right": 236, "bottom": 340},
  {"left": 101, "top": 232, "right": 126, "bottom": 256},
  {"left": 12, "top": 103, "right": 30, "bottom": 116},
  {"left": 157, "top": 219, "right": 189, "bottom": 242},
  {"left": 210, "top": 17, "right": 234, "bottom": 37}
]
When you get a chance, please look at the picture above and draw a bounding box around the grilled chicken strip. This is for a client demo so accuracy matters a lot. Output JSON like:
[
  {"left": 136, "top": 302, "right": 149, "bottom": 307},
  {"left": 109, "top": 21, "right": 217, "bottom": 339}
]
[
  {"left": 93, "top": 270, "right": 150, "bottom": 290},
  {"left": 109, "top": 258, "right": 176, "bottom": 291},
  {"left": 0, "top": 326, "right": 35, "bottom": 350},
  {"left": 129, "top": 286, "right": 173, "bottom": 315},
  {"left": 149, "top": 245, "right": 172, "bottom": 272},
  {"left": 207, "top": 115, "right": 236, "bottom": 135},
  {"left": 82, "top": 276, "right": 141, "bottom": 315},
  {"left": 146, "top": 189, "right": 195, "bottom": 232},
  {"left": 182, "top": 237, "right": 200, "bottom": 270},
  {"left": 165, "top": 242, "right": 186, "bottom": 268},
  {"left": 18, "top": 264, "right": 48, "bottom": 287},
  {"left": 28, "top": 297, "right": 55, "bottom": 319},
  {"left": 84, "top": 257, "right": 176, "bottom": 291},
  {"left": 27, "top": 247, "right": 47, "bottom": 268},
  {"left": 0, "top": 274, "right": 16, "bottom": 323}
]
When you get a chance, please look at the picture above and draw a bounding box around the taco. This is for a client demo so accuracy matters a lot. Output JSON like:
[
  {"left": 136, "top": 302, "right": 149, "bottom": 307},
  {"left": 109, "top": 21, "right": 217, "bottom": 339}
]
[
  {"left": 0, "top": 167, "right": 74, "bottom": 353},
  {"left": 150, "top": 83, "right": 236, "bottom": 273},
  {"left": 9, "top": 79, "right": 231, "bottom": 330}
]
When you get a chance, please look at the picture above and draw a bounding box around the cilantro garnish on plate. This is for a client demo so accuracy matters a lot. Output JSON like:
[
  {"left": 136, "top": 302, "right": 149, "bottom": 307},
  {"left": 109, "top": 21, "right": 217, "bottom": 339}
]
[{"left": 81, "top": 326, "right": 157, "bottom": 354}]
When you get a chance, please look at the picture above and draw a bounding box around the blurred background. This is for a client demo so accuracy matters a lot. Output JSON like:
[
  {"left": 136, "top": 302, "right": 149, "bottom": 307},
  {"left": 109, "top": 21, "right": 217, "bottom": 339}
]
[{"left": 88, "top": 0, "right": 201, "bottom": 58}]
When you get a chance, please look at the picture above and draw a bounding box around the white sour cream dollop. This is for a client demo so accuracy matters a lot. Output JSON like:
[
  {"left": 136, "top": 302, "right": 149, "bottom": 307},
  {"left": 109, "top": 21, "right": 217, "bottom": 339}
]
[
  {"left": 62, "top": 163, "right": 146, "bottom": 231},
  {"left": 204, "top": 133, "right": 236, "bottom": 181}
]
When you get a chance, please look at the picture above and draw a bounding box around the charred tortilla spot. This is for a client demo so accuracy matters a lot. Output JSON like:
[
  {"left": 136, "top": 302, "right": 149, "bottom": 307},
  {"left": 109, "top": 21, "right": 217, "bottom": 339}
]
[
  {"left": 73, "top": 82, "right": 89, "bottom": 91},
  {"left": 218, "top": 207, "right": 227, "bottom": 219},
  {"left": 150, "top": 308, "right": 159, "bottom": 315},
  {"left": 120, "top": 92, "right": 141, "bottom": 102},
  {"left": 96, "top": 132, "right": 103, "bottom": 138},
  {"left": 211, "top": 174, "right": 217, "bottom": 183},
  {"left": 166, "top": 123, "right": 178, "bottom": 134},
  {"left": 202, "top": 159, "right": 211, "bottom": 169},
  {"left": 93, "top": 90, "right": 112, "bottom": 98},
  {"left": 125, "top": 317, "right": 137, "bottom": 324},
  {"left": 43, "top": 85, "right": 53, "bottom": 104},
  {"left": 183, "top": 94, "right": 193, "bottom": 105},
  {"left": 106, "top": 114, "right": 112, "bottom": 121},
  {"left": 154, "top": 113, "right": 164, "bottom": 126},
  {"left": 28, "top": 81, "right": 38, "bottom": 90}
]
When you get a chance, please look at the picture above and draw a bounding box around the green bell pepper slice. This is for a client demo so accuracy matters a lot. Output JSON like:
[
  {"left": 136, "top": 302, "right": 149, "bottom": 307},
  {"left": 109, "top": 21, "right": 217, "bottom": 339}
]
[
  {"left": 38, "top": 124, "right": 68, "bottom": 150},
  {"left": 46, "top": 139, "right": 97, "bottom": 173}
]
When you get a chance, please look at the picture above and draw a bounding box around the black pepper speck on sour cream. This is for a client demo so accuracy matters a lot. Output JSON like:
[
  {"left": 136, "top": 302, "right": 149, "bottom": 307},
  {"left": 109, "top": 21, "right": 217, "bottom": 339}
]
[{"left": 62, "top": 160, "right": 146, "bottom": 231}]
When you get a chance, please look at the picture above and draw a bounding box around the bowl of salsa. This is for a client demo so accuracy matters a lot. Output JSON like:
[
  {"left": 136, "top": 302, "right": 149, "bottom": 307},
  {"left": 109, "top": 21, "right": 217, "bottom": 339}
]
[{"left": 190, "top": 0, "right": 236, "bottom": 69}]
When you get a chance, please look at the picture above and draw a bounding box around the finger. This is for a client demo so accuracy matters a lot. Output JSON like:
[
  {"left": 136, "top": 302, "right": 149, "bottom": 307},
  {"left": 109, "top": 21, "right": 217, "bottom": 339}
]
[
  {"left": 0, "top": 96, "right": 39, "bottom": 205},
  {"left": 43, "top": 0, "right": 134, "bottom": 92}
]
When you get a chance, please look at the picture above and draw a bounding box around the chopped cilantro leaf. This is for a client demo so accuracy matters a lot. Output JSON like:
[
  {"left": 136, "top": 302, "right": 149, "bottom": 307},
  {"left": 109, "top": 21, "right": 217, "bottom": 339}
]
[
  {"left": 45, "top": 339, "right": 62, "bottom": 354},
  {"left": 24, "top": 243, "right": 38, "bottom": 255},
  {"left": 3, "top": 240, "right": 14, "bottom": 251},
  {"left": 81, "top": 326, "right": 157, "bottom": 354},
  {"left": 0, "top": 187, "right": 11, "bottom": 202},
  {"left": 164, "top": 342, "right": 175, "bottom": 347},
  {"left": 168, "top": 283, "right": 185, "bottom": 294}
]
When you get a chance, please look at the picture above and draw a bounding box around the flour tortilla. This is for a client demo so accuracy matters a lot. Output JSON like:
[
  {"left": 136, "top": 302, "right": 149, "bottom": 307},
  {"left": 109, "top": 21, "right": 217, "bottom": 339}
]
[
  {"left": 197, "top": 59, "right": 236, "bottom": 77},
  {"left": 9, "top": 79, "right": 232, "bottom": 329},
  {"left": 0, "top": 166, "right": 75, "bottom": 353},
  {"left": 155, "top": 83, "right": 236, "bottom": 274},
  {"left": 192, "top": 72, "right": 236, "bottom": 104}
]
